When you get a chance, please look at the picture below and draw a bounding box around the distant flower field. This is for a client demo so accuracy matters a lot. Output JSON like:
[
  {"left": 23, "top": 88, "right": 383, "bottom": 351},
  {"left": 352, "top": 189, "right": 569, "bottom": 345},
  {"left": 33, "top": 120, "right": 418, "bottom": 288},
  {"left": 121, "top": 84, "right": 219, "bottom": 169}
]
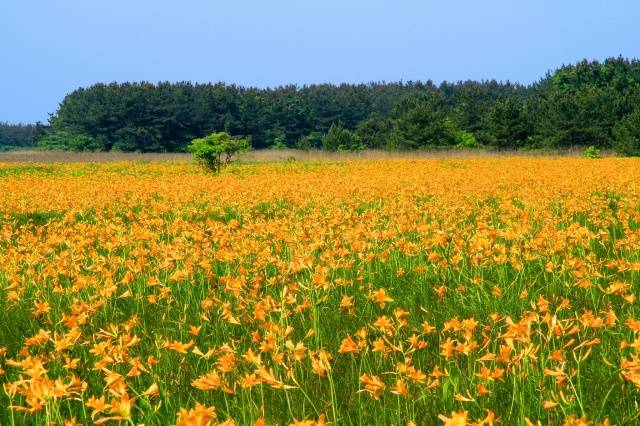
[{"left": 1, "top": 158, "right": 640, "bottom": 425}]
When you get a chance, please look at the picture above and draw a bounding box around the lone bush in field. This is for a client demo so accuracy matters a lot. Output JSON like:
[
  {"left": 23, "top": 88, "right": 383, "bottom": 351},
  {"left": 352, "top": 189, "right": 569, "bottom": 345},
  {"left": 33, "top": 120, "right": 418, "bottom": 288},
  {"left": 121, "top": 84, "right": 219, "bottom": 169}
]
[
  {"left": 454, "top": 130, "right": 479, "bottom": 149},
  {"left": 583, "top": 145, "right": 601, "bottom": 159},
  {"left": 188, "top": 132, "right": 249, "bottom": 172}
]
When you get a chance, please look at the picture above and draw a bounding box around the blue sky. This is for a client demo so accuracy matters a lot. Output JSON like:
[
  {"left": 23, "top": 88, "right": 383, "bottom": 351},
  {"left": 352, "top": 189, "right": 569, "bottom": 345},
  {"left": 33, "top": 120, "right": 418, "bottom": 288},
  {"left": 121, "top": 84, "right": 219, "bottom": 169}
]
[{"left": 2, "top": 0, "right": 639, "bottom": 123}]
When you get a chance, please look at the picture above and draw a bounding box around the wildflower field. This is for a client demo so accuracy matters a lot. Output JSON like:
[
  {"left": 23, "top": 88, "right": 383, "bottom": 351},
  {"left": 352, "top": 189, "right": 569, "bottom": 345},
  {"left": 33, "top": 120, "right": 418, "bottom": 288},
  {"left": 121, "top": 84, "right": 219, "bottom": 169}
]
[{"left": 1, "top": 158, "right": 640, "bottom": 425}]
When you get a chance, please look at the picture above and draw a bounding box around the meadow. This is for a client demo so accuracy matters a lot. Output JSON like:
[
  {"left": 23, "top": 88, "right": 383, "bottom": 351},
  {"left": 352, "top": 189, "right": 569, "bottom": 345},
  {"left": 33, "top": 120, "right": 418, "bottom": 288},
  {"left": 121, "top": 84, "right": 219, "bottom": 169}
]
[{"left": 0, "top": 157, "right": 639, "bottom": 425}]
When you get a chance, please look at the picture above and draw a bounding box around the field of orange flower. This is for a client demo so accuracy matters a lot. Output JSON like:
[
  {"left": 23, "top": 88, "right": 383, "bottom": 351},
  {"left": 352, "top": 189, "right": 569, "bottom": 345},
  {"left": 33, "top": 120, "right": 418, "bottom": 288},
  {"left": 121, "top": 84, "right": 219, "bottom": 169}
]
[{"left": 1, "top": 158, "right": 640, "bottom": 425}]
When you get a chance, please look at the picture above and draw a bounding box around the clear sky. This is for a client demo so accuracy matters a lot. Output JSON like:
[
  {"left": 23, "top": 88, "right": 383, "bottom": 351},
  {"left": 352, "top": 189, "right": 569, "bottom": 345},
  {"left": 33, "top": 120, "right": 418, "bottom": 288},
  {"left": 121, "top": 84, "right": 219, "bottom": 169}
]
[{"left": 2, "top": 0, "right": 639, "bottom": 123}]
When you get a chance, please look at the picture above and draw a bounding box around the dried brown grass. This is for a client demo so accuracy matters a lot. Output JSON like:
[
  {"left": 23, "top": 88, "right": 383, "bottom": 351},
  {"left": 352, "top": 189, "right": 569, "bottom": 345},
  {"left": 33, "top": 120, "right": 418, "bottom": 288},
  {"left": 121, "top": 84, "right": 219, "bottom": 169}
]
[
  {"left": 238, "top": 147, "right": 607, "bottom": 162},
  {"left": 0, "top": 147, "right": 611, "bottom": 164}
]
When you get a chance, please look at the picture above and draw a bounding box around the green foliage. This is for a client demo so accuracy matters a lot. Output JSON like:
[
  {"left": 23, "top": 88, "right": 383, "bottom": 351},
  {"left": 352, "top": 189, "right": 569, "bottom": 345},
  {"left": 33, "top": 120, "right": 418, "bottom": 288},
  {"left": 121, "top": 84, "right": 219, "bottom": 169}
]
[
  {"left": 270, "top": 132, "right": 288, "bottom": 150},
  {"left": 612, "top": 109, "right": 640, "bottom": 156},
  {"left": 49, "top": 81, "right": 429, "bottom": 152},
  {"left": 478, "top": 98, "right": 532, "bottom": 148},
  {"left": 551, "top": 57, "right": 639, "bottom": 92},
  {"left": 454, "top": 130, "right": 478, "bottom": 149},
  {"left": 295, "top": 132, "right": 323, "bottom": 150},
  {"left": 322, "top": 123, "right": 365, "bottom": 152},
  {"left": 112, "top": 126, "right": 163, "bottom": 152},
  {"left": 36, "top": 130, "right": 99, "bottom": 151},
  {"left": 38, "top": 56, "right": 640, "bottom": 154},
  {"left": 583, "top": 145, "right": 602, "bottom": 159},
  {"left": 388, "top": 91, "right": 458, "bottom": 149},
  {"left": 187, "top": 132, "right": 250, "bottom": 172},
  {"left": 0, "top": 145, "right": 25, "bottom": 152},
  {"left": 354, "top": 113, "right": 392, "bottom": 149},
  {"left": 0, "top": 122, "right": 39, "bottom": 149},
  {"left": 535, "top": 85, "right": 618, "bottom": 148}
]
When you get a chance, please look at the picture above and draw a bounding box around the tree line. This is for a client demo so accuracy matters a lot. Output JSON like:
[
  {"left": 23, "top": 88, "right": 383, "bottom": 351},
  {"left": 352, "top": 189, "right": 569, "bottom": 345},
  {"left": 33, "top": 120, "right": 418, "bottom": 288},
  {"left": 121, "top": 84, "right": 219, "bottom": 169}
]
[
  {"left": 8, "top": 57, "right": 640, "bottom": 155},
  {"left": 0, "top": 122, "right": 46, "bottom": 151}
]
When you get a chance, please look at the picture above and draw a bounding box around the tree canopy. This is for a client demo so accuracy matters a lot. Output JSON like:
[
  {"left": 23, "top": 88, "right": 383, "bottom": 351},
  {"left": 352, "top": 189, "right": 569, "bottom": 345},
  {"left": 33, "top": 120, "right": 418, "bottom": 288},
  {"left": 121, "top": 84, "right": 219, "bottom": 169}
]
[
  {"left": 11, "top": 56, "right": 640, "bottom": 155},
  {"left": 0, "top": 122, "right": 40, "bottom": 151}
]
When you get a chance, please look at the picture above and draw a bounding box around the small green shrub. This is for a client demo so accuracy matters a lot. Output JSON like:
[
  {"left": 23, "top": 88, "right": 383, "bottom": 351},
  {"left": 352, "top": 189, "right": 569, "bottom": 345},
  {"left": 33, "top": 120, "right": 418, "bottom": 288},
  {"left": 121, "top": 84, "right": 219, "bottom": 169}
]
[
  {"left": 188, "top": 132, "right": 250, "bottom": 172},
  {"left": 583, "top": 145, "right": 601, "bottom": 159},
  {"left": 454, "top": 130, "right": 478, "bottom": 149}
]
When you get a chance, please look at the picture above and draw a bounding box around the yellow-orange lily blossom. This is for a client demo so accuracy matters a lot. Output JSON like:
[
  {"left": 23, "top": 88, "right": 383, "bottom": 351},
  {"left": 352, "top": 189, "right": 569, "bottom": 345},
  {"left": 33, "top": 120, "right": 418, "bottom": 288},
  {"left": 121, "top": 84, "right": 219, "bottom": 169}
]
[{"left": 0, "top": 158, "right": 639, "bottom": 424}]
